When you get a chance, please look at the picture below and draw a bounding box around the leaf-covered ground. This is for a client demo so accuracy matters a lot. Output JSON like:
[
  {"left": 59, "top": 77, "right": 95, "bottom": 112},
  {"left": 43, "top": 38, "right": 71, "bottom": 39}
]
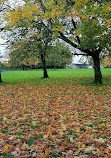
[{"left": 0, "top": 82, "right": 111, "bottom": 158}]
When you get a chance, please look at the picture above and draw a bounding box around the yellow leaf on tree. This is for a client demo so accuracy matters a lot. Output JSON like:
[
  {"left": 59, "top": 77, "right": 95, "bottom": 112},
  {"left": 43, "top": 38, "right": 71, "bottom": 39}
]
[
  {"left": 38, "top": 34, "right": 43, "bottom": 38},
  {"left": 0, "top": 0, "right": 4, "bottom": 3}
]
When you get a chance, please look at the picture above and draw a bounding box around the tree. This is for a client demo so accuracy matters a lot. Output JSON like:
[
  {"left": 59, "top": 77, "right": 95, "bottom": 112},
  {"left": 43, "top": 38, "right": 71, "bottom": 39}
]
[
  {"left": 4, "top": 0, "right": 111, "bottom": 83},
  {"left": 9, "top": 50, "right": 40, "bottom": 70},
  {"left": 51, "top": 0, "right": 110, "bottom": 84},
  {"left": 46, "top": 42, "right": 72, "bottom": 69},
  {"left": 44, "top": 0, "right": 111, "bottom": 83},
  {"left": 9, "top": 40, "right": 40, "bottom": 70},
  {"left": 9, "top": 38, "right": 72, "bottom": 70},
  {"left": 3, "top": 1, "right": 54, "bottom": 78},
  {"left": 8, "top": 28, "right": 52, "bottom": 77},
  {"left": 103, "top": 55, "right": 111, "bottom": 68},
  {"left": 0, "top": 61, "right": 8, "bottom": 68}
]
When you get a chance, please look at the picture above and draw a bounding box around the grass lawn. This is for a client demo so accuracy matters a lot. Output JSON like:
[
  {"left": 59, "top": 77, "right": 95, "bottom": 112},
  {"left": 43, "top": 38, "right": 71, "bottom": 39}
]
[
  {"left": 1, "top": 68, "right": 111, "bottom": 86},
  {"left": 0, "top": 69, "right": 111, "bottom": 157}
]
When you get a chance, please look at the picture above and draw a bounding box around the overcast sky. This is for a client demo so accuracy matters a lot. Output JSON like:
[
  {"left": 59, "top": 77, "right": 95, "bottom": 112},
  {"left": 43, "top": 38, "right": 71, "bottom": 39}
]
[{"left": 0, "top": 36, "right": 7, "bottom": 55}]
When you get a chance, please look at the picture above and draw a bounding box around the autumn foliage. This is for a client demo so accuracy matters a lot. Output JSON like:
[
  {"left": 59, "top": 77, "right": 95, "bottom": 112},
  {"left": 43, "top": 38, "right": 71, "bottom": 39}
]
[
  {"left": 0, "top": 80, "right": 111, "bottom": 157},
  {"left": 2, "top": 0, "right": 110, "bottom": 83}
]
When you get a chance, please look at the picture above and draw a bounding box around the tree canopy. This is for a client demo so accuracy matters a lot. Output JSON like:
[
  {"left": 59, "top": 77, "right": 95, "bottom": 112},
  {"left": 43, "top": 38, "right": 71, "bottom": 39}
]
[
  {"left": 2, "top": 0, "right": 111, "bottom": 83},
  {"left": 9, "top": 38, "right": 72, "bottom": 70},
  {"left": 46, "top": 43, "right": 72, "bottom": 69}
]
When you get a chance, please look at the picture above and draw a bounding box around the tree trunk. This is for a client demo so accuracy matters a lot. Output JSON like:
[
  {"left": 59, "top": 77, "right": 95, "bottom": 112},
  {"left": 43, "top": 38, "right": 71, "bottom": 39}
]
[
  {"left": 0, "top": 72, "right": 2, "bottom": 82},
  {"left": 92, "top": 53, "right": 102, "bottom": 84},
  {"left": 54, "top": 65, "right": 56, "bottom": 70},
  {"left": 22, "top": 65, "right": 25, "bottom": 70},
  {"left": 41, "top": 53, "right": 49, "bottom": 78}
]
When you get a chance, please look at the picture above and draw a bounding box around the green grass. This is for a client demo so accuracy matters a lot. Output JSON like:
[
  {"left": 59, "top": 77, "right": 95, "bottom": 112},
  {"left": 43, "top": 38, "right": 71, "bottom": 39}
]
[{"left": 0, "top": 68, "right": 111, "bottom": 86}]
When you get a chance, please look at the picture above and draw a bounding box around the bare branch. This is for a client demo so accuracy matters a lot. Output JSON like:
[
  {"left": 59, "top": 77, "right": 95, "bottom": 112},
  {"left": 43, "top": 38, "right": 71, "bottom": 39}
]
[
  {"left": 71, "top": 53, "right": 88, "bottom": 56},
  {"left": 66, "top": 0, "right": 75, "bottom": 5},
  {"left": 54, "top": 0, "right": 58, "bottom": 5},
  {"left": 58, "top": 31, "right": 78, "bottom": 48},
  {"left": 0, "top": 28, "right": 5, "bottom": 32},
  {"left": 38, "top": 0, "right": 47, "bottom": 13},
  {"left": 71, "top": 18, "right": 77, "bottom": 29},
  {"left": 71, "top": 18, "right": 80, "bottom": 44},
  {"left": 58, "top": 31, "right": 93, "bottom": 56}
]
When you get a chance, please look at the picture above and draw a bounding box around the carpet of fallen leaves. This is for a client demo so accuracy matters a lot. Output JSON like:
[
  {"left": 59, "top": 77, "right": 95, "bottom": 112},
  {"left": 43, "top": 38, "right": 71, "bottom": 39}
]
[{"left": 0, "top": 83, "right": 111, "bottom": 158}]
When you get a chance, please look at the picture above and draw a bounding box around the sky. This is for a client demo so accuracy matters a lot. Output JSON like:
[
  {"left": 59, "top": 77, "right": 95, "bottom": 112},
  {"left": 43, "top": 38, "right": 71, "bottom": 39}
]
[
  {"left": 0, "top": 34, "right": 7, "bottom": 55},
  {"left": 0, "top": 45, "right": 6, "bottom": 55},
  {"left": 0, "top": 34, "right": 7, "bottom": 56}
]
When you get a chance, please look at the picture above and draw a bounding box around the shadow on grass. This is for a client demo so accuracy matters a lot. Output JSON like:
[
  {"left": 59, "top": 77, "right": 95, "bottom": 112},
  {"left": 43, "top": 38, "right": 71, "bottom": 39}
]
[{"left": 1, "top": 77, "right": 110, "bottom": 88}]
